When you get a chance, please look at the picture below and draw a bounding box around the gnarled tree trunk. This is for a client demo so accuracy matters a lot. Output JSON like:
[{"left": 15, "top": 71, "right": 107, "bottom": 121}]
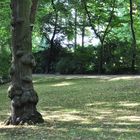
[{"left": 5, "top": 0, "right": 44, "bottom": 125}]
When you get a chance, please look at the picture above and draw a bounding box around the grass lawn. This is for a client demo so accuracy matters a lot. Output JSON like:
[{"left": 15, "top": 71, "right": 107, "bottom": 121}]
[{"left": 0, "top": 75, "right": 140, "bottom": 140}]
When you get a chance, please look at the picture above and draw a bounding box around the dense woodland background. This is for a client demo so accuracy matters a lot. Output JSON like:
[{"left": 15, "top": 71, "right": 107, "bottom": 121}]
[{"left": 1, "top": 0, "right": 140, "bottom": 77}]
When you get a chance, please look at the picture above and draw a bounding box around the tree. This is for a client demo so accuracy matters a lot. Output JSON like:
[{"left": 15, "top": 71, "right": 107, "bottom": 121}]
[
  {"left": 81, "top": 9, "right": 86, "bottom": 48},
  {"left": 5, "top": 0, "right": 44, "bottom": 125},
  {"left": 129, "top": 0, "right": 137, "bottom": 73},
  {"left": 40, "top": 0, "right": 74, "bottom": 73},
  {"left": 46, "top": 0, "right": 59, "bottom": 73},
  {"left": 83, "top": 0, "right": 116, "bottom": 73}
]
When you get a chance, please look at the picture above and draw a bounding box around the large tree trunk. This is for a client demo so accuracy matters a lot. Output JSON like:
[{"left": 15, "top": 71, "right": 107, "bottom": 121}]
[{"left": 5, "top": 0, "right": 44, "bottom": 125}]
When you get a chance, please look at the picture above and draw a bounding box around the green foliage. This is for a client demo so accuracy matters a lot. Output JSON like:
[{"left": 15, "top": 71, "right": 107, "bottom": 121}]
[
  {"left": 0, "top": 47, "right": 10, "bottom": 76},
  {"left": 56, "top": 46, "right": 96, "bottom": 74},
  {"left": 1, "top": 0, "right": 140, "bottom": 75},
  {"left": 33, "top": 41, "right": 67, "bottom": 73},
  {"left": 56, "top": 56, "right": 76, "bottom": 74},
  {"left": 0, "top": 1, "right": 11, "bottom": 77},
  {"left": 102, "top": 40, "right": 132, "bottom": 73},
  {"left": 34, "top": 39, "right": 140, "bottom": 74},
  {"left": 33, "top": 0, "right": 140, "bottom": 74}
]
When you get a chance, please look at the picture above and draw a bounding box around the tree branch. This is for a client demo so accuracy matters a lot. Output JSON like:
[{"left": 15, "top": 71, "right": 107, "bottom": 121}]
[
  {"left": 102, "top": 0, "right": 116, "bottom": 43},
  {"left": 30, "top": 0, "right": 38, "bottom": 29},
  {"left": 82, "top": 0, "right": 101, "bottom": 42}
]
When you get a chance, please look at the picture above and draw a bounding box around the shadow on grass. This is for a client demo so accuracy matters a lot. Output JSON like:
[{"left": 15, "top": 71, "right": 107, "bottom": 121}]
[
  {"left": 1, "top": 76, "right": 140, "bottom": 139},
  {"left": 0, "top": 101, "right": 140, "bottom": 140},
  {"left": 37, "top": 101, "right": 140, "bottom": 139}
]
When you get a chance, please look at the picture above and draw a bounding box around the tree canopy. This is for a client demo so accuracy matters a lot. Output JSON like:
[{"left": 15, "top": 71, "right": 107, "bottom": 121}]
[{"left": 0, "top": 0, "right": 140, "bottom": 76}]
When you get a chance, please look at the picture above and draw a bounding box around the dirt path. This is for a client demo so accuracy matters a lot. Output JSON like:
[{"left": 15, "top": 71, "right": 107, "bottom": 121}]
[{"left": 33, "top": 74, "right": 140, "bottom": 81}]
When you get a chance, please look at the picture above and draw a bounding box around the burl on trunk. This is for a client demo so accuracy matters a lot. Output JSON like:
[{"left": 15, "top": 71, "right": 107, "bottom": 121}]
[{"left": 5, "top": 0, "right": 44, "bottom": 125}]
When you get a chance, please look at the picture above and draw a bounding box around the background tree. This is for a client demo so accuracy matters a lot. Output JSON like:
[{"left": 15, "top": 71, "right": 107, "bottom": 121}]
[
  {"left": 129, "top": 0, "right": 137, "bottom": 73},
  {"left": 83, "top": 0, "right": 116, "bottom": 73}
]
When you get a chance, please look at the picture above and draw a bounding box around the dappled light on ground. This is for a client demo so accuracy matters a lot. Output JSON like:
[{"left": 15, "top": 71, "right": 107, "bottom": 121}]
[
  {"left": 108, "top": 76, "right": 137, "bottom": 81},
  {"left": 33, "top": 74, "right": 140, "bottom": 80},
  {"left": 86, "top": 101, "right": 140, "bottom": 109},
  {"left": 50, "top": 81, "right": 74, "bottom": 87},
  {"left": 42, "top": 110, "right": 90, "bottom": 123},
  {"left": 110, "top": 128, "right": 140, "bottom": 133},
  {"left": 117, "top": 116, "right": 140, "bottom": 122},
  {"left": 85, "top": 127, "right": 140, "bottom": 133},
  {"left": 1, "top": 75, "right": 140, "bottom": 139},
  {"left": 39, "top": 100, "right": 140, "bottom": 135},
  {"left": 118, "top": 101, "right": 140, "bottom": 107}
]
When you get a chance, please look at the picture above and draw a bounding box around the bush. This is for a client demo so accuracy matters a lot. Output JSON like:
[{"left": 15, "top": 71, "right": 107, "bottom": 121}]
[
  {"left": 56, "top": 46, "right": 97, "bottom": 74},
  {"left": 56, "top": 57, "right": 76, "bottom": 74},
  {"left": 102, "top": 40, "right": 135, "bottom": 74},
  {"left": 33, "top": 44, "right": 68, "bottom": 74}
]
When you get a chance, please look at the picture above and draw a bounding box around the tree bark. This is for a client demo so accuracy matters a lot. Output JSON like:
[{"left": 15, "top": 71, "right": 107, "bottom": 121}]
[
  {"left": 74, "top": 8, "right": 77, "bottom": 49},
  {"left": 82, "top": 12, "right": 86, "bottom": 48},
  {"left": 46, "top": 0, "right": 58, "bottom": 73},
  {"left": 5, "top": 0, "right": 44, "bottom": 125},
  {"left": 98, "top": 43, "right": 104, "bottom": 74},
  {"left": 130, "top": 0, "right": 137, "bottom": 73},
  {"left": 30, "top": 0, "right": 38, "bottom": 28}
]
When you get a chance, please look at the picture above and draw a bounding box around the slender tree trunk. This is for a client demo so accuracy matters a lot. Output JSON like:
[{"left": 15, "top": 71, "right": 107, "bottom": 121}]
[
  {"left": 74, "top": 8, "right": 77, "bottom": 49},
  {"left": 98, "top": 42, "right": 104, "bottom": 74},
  {"left": 130, "top": 0, "right": 137, "bottom": 73},
  {"left": 82, "top": 13, "right": 86, "bottom": 48},
  {"left": 83, "top": 0, "right": 115, "bottom": 74},
  {"left": 46, "top": 0, "right": 58, "bottom": 73},
  {"left": 30, "top": 0, "right": 38, "bottom": 28},
  {"left": 5, "top": 0, "right": 44, "bottom": 125}
]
